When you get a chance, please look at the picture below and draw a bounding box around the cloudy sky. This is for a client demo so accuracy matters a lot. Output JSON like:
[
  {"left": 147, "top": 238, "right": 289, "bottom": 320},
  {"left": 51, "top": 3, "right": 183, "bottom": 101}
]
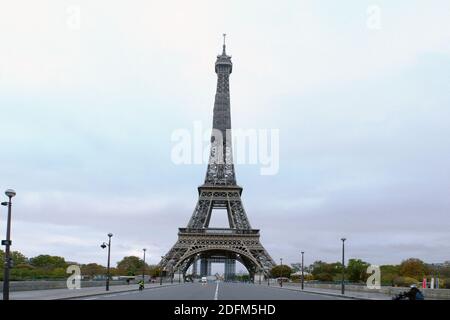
[{"left": 1, "top": 0, "right": 450, "bottom": 270}]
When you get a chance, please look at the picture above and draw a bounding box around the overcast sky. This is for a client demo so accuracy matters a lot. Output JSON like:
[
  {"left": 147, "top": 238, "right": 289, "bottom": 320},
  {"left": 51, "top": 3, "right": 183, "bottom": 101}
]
[{"left": 1, "top": 1, "right": 450, "bottom": 271}]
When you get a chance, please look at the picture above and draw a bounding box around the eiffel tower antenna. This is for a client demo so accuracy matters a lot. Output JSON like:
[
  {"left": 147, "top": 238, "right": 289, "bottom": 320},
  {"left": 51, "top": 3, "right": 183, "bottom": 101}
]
[
  {"left": 160, "top": 38, "right": 275, "bottom": 282},
  {"left": 222, "top": 33, "right": 227, "bottom": 55}
]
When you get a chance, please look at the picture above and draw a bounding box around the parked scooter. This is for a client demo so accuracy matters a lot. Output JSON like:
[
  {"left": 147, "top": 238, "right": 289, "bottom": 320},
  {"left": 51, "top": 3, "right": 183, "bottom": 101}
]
[
  {"left": 392, "top": 292, "right": 408, "bottom": 300},
  {"left": 392, "top": 285, "right": 424, "bottom": 300}
]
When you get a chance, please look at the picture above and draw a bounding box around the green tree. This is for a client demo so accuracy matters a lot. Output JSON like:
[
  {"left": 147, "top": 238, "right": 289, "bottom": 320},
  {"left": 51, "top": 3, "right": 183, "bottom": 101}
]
[
  {"left": 270, "top": 265, "right": 292, "bottom": 278},
  {"left": 148, "top": 265, "right": 162, "bottom": 277},
  {"left": 310, "top": 261, "right": 342, "bottom": 281},
  {"left": 50, "top": 267, "right": 67, "bottom": 278},
  {"left": 117, "top": 256, "right": 146, "bottom": 276},
  {"left": 1, "top": 250, "right": 30, "bottom": 280},
  {"left": 399, "top": 258, "right": 428, "bottom": 279},
  {"left": 346, "top": 259, "right": 370, "bottom": 283},
  {"left": 30, "top": 255, "right": 67, "bottom": 270},
  {"left": 10, "top": 264, "right": 36, "bottom": 280},
  {"left": 112, "top": 267, "right": 125, "bottom": 277},
  {"left": 81, "top": 263, "right": 106, "bottom": 278},
  {"left": 11, "top": 251, "right": 28, "bottom": 266},
  {"left": 380, "top": 265, "right": 400, "bottom": 285},
  {"left": 0, "top": 250, "right": 28, "bottom": 267}
]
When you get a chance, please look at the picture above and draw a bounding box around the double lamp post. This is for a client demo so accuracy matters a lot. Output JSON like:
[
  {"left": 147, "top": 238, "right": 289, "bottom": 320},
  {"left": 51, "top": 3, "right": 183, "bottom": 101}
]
[
  {"left": 101, "top": 233, "right": 113, "bottom": 291},
  {"left": 1, "top": 189, "right": 16, "bottom": 301}
]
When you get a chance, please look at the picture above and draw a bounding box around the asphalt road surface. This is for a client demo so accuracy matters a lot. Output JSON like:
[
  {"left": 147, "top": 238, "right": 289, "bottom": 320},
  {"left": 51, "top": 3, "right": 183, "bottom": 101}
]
[{"left": 81, "top": 282, "right": 347, "bottom": 300}]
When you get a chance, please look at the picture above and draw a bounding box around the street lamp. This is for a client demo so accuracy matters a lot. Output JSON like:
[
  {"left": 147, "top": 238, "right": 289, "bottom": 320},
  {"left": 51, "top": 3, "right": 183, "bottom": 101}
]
[
  {"left": 2, "top": 188, "right": 16, "bottom": 301},
  {"left": 142, "top": 248, "right": 147, "bottom": 287},
  {"left": 341, "top": 238, "right": 346, "bottom": 295},
  {"left": 280, "top": 258, "right": 283, "bottom": 287},
  {"left": 101, "top": 233, "right": 113, "bottom": 291},
  {"left": 301, "top": 251, "right": 304, "bottom": 290}
]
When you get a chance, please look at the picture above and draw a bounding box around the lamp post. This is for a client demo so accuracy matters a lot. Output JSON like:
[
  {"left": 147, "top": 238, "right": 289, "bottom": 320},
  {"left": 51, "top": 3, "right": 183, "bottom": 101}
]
[
  {"left": 2, "top": 188, "right": 16, "bottom": 301},
  {"left": 101, "top": 233, "right": 113, "bottom": 291},
  {"left": 341, "top": 238, "right": 346, "bottom": 295},
  {"left": 142, "top": 248, "right": 147, "bottom": 286},
  {"left": 301, "top": 251, "right": 304, "bottom": 290},
  {"left": 280, "top": 258, "right": 283, "bottom": 287},
  {"left": 259, "top": 268, "right": 262, "bottom": 285}
]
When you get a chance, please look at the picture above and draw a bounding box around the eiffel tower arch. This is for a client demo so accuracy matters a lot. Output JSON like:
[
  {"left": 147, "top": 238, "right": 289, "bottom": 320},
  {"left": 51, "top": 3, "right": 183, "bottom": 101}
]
[{"left": 160, "top": 36, "right": 275, "bottom": 280}]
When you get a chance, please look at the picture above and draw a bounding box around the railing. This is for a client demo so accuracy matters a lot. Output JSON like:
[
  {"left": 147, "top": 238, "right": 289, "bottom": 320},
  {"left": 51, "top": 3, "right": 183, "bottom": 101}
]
[{"left": 179, "top": 228, "right": 259, "bottom": 235}]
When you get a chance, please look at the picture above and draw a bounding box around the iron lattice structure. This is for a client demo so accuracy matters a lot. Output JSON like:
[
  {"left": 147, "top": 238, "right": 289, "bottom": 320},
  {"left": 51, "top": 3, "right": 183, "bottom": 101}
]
[{"left": 160, "top": 38, "right": 275, "bottom": 279}]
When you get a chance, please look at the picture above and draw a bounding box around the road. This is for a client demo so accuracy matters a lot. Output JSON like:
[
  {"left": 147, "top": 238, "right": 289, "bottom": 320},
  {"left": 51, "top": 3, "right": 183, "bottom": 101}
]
[{"left": 80, "top": 282, "right": 347, "bottom": 300}]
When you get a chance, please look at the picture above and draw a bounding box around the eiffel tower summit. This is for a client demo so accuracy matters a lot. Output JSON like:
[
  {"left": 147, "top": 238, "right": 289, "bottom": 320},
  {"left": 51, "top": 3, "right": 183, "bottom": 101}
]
[{"left": 160, "top": 35, "right": 275, "bottom": 281}]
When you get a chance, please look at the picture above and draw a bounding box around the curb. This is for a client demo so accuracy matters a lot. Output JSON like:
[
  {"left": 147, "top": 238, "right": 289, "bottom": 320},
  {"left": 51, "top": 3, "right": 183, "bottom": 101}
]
[{"left": 59, "top": 283, "right": 183, "bottom": 300}]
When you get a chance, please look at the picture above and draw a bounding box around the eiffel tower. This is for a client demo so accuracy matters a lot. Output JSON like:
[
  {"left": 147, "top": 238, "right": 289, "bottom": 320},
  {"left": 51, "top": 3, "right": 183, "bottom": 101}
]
[{"left": 160, "top": 35, "right": 275, "bottom": 281}]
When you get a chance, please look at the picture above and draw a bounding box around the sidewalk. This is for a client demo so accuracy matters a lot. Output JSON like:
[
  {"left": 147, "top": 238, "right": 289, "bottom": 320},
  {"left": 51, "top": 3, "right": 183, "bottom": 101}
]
[
  {"left": 10, "top": 282, "right": 181, "bottom": 300},
  {"left": 269, "top": 283, "right": 392, "bottom": 300}
]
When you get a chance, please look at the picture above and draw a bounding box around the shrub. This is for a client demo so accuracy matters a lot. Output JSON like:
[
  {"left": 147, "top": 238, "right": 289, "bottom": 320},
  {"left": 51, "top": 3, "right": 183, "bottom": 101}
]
[
  {"left": 290, "top": 275, "right": 301, "bottom": 282},
  {"left": 314, "top": 273, "right": 334, "bottom": 282},
  {"left": 393, "top": 276, "right": 419, "bottom": 287},
  {"left": 441, "top": 278, "right": 450, "bottom": 289}
]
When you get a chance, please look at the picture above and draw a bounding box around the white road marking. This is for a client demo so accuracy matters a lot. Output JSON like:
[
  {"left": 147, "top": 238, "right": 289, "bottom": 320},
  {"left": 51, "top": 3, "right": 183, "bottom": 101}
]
[{"left": 214, "top": 281, "right": 219, "bottom": 300}]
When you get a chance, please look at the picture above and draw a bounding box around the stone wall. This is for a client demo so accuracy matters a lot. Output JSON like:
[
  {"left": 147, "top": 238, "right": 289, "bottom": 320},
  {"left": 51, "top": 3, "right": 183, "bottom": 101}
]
[
  {"left": 300, "top": 283, "right": 450, "bottom": 299},
  {"left": 0, "top": 280, "right": 129, "bottom": 292}
]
